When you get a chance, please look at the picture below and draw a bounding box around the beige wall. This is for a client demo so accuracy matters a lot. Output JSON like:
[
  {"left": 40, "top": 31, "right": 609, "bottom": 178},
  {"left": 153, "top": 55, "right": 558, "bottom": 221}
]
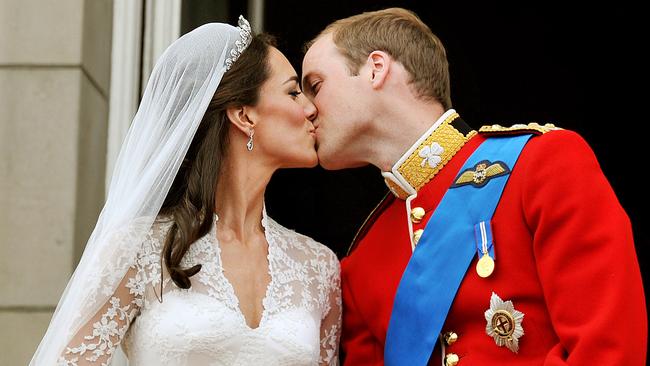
[{"left": 0, "top": 0, "right": 112, "bottom": 364}]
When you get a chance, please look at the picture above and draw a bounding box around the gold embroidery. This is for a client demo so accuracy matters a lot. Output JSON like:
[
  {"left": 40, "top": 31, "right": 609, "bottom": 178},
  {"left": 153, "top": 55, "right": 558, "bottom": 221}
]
[
  {"left": 386, "top": 114, "right": 475, "bottom": 199},
  {"left": 479, "top": 122, "right": 560, "bottom": 136},
  {"left": 385, "top": 178, "right": 410, "bottom": 199}
]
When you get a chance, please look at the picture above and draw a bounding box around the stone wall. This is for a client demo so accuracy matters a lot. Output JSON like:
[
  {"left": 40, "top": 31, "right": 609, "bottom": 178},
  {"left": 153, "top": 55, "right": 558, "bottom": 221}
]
[{"left": 0, "top": 0, "right": 112, "bottom": 363}]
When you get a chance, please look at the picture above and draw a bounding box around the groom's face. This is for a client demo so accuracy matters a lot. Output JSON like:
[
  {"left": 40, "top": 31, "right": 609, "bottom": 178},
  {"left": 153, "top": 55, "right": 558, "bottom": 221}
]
[{"left": 302, "top": 34, "right": 369, "bottom": 169}]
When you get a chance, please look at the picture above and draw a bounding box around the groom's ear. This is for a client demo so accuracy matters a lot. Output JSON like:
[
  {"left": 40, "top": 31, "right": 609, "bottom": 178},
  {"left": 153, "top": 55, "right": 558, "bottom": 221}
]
[
  {"left": 226, "top": 105, "right": 256, "bottom": 134},
  {"left": 368, "top": 51, "right": 391, "bottom": 90}
]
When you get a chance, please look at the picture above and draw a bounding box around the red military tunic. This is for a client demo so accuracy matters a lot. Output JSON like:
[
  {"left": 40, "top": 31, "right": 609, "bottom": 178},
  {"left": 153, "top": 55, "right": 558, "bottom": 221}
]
[{"left": 341, "top": 112, "right": 647, "bottom": 365}]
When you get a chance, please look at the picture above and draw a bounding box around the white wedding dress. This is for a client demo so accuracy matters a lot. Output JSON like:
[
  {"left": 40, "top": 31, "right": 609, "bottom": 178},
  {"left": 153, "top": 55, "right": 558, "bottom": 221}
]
[{"left": 57, "top": 212, "right": 341, "bottom": 366}]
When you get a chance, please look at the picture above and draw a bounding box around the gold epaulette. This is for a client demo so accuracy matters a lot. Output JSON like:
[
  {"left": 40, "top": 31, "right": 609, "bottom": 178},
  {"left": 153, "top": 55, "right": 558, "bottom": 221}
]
[{"left": 479, "top": 122, "right": 561, "bottom": 136}]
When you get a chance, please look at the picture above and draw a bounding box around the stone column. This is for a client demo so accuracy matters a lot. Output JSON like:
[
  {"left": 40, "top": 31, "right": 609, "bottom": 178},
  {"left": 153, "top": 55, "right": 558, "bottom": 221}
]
[{"left": 0, "top": 0, "right": 112, "bottom": 364}]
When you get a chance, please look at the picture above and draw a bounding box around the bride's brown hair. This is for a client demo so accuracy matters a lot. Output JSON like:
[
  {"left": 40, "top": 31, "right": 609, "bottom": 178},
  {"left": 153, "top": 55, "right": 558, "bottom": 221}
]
[{"left": 159, "top": 33, "right": 276, "bottom": 289}]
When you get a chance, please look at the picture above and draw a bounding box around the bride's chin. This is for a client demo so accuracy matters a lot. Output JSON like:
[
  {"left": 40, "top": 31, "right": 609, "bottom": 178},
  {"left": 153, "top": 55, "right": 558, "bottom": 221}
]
[
  {"left": 303, "top": 152, "right": 319, "bottom": 168},
  {"left": 300, "top": 151, "right": 319, "bottom": 168},
  {"left": 280, "top": 151, "right": 318, "bottom": 169}
]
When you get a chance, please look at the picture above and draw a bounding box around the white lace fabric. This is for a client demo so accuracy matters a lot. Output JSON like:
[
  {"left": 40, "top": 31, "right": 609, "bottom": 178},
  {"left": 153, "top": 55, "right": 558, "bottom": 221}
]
[{"left": 57, "top": 213, "right": 341, "bottom": 366}]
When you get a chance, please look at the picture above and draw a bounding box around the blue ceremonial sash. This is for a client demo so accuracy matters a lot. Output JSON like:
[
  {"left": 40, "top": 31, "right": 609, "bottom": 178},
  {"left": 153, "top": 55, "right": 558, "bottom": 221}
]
[{"left": 384, "top": 134, "right": 533, "bottom": 366}]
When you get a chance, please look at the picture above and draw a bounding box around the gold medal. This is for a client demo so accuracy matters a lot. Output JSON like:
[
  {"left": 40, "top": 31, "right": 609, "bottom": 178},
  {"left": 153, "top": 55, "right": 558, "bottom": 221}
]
[{"left": 476, "top": 253, "right": 495, "bottom": 278}]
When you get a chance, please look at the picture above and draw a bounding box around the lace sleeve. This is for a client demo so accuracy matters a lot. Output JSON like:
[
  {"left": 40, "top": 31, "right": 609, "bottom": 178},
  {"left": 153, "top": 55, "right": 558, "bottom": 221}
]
[
  {"left": 57, "top": 263, "right": 144, "bottom": 365},
  {"left": 319, "top": 251, "right": 342, "bottom": 366}
]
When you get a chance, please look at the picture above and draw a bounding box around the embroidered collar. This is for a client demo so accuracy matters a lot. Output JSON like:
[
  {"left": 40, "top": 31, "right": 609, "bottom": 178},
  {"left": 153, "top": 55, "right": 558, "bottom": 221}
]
[{"left": 382, "top": 109, "right": 476, "bottom": 200}]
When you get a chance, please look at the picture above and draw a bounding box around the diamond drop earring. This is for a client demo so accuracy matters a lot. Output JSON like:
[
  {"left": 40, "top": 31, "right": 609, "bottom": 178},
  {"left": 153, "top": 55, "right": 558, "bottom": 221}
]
[{"left": 246, "top": 129, "right": 254, "bottom": 151}]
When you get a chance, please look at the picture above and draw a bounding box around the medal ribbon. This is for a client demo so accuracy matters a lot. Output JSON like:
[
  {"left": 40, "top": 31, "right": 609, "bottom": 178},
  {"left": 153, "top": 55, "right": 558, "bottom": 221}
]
[{"left": 475, "top": 221, "right": 495, "bottom": 258}]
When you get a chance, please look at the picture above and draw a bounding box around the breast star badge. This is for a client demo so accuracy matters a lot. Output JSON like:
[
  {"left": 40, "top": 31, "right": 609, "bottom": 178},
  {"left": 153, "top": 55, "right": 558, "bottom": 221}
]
[{"left": 484, "top": 292, "right": 524, "bottom": 353}]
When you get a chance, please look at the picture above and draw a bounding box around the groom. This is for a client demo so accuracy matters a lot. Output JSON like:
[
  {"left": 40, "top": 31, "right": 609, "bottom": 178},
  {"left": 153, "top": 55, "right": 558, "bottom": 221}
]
[{"left": 302, "top": 7, "right": 647, "bottom": 366}]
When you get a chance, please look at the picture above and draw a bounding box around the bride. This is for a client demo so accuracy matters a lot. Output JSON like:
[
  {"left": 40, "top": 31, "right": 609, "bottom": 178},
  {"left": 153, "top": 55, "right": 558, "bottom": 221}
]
[{"left": 30, "top": 16, "right": 341, "bottom": 366}]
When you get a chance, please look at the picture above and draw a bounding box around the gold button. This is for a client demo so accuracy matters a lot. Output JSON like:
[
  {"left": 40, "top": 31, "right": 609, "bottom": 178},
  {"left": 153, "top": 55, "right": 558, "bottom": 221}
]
[
  {"left": 410, "top": 207, "right": 425, "bottom": 223},
  {"left": 412, "top": 229, "right": 424, "bottom": 246},
  {"left": 445, "top": 353, "right": 459, "bottom": 366},
  {"left": 444, "top": 331, "right": 458, "bottom": 345}
]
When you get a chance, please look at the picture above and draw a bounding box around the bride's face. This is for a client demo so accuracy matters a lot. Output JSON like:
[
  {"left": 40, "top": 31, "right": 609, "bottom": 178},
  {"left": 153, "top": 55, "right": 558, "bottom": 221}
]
[{"left": 248, "top": 47, "right": 318, "bottom": 168}]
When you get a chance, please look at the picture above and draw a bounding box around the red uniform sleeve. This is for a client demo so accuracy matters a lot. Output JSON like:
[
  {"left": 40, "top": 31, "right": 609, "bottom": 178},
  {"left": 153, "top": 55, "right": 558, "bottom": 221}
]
[
  {"left": 340, "top": 259, "right": 384, "bottom": 366},
  {"left": 520, "top": 130, "right": 647, "bottom": 364}
]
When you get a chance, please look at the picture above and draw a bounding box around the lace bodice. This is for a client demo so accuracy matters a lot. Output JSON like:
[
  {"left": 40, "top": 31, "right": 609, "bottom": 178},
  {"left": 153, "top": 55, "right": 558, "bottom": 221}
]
[{"left": 57, "top": 214, "right": 341, "bottom": 366}]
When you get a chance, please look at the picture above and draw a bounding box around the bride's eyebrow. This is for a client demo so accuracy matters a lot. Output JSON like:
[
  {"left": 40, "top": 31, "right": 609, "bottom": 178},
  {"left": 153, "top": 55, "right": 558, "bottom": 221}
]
[{"left": 283, "top": 76, "right": 299, "bottom": 85}]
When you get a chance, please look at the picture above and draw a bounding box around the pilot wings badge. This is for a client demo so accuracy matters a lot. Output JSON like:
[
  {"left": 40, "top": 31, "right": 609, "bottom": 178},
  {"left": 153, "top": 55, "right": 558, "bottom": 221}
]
[{"left": 451, "top": 160, "right": 510, "bottom": 188}]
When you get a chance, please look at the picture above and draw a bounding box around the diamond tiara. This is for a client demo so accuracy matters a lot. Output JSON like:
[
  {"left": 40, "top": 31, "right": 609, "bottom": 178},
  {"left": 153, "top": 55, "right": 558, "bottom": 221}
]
[{"left": 225, "top": 16, "right": 253, "bottom": 71}]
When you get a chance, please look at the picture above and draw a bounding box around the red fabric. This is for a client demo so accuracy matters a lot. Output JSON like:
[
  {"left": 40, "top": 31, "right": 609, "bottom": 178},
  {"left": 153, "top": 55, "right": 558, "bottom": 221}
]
[{"left": 341, "top": 130, "right": 647, "bottom": 365}]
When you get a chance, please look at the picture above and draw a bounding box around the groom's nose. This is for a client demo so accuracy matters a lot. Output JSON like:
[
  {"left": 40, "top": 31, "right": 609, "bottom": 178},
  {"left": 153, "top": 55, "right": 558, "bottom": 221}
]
[{"left": 303, "top": 97, "right": 318, "bottom": 123}]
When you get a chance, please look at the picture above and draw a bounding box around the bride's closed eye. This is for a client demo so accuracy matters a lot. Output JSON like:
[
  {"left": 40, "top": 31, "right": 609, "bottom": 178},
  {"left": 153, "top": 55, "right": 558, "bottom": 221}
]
[{"left": 289, "top": 89, "right": 302, "bottom": 98}]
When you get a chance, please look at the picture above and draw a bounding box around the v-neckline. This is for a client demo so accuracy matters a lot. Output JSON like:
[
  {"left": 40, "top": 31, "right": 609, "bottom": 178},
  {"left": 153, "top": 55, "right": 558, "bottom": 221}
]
[{"left": 211, "top": 211, "right": 275, "bottom": 331}]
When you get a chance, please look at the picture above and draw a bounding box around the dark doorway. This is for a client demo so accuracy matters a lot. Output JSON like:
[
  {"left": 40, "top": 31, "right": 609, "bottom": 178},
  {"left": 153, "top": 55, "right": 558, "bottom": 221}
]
[{"left": 182, "top": 0, "right": 648, "bottom": 305}]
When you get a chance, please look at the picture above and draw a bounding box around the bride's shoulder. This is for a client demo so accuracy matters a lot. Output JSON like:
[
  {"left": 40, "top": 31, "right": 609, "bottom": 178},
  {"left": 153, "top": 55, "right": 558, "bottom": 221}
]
[
  {"left": 110, "top": 215, "right": 174, "bottom": 255},
  {"left": 142, "top": 215, "right": 175, "bottom": 249},
  {"left": 151, "top": 214, "right": 175, "bottom": 235},
  {"left": 267, "top": 216, "right": 339, "bottom": 266}
]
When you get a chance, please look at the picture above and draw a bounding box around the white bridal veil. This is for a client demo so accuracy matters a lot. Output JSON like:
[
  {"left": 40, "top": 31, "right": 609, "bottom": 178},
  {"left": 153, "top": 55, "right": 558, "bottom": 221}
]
[{"left": 30, "top": 17, "right": 252, "bottom": 365}]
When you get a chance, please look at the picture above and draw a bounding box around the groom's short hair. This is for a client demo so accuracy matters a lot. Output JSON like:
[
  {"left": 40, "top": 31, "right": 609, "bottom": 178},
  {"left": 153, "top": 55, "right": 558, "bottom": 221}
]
[{"left": 307, "top": 8, "right": 451, "bottom": 109}]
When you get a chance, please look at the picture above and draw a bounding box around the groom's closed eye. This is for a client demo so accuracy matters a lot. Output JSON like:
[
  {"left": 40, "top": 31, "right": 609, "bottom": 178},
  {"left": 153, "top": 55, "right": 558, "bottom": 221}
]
[
  {"left": 302, "top": 74, "right": 319, "bottom": 98},
  {"left": 310, "top": 81, "right": 321, "bottom": 96},
  {"left": 303, "top": 80, "right": 321, "bottom": 98}
]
